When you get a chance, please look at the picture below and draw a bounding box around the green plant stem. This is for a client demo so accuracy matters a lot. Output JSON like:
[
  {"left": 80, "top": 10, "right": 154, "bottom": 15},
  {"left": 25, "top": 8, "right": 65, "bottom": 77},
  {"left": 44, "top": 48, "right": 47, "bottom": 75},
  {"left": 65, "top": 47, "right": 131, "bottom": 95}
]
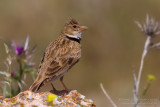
[
  {"left": 16, "top": 59, "right": 24, "bottom": 91},
  {"left": 141, "top": 82, "right": 151, "bottom": 98},
  {"left": 19, "top": 60, "right": 23, "bottom": 78},
  {"left": 3, "top": 83, "right": 7, "bottom": 98},
  {"left": 135, "top": 82, "right": 151, "bottom": 107}
]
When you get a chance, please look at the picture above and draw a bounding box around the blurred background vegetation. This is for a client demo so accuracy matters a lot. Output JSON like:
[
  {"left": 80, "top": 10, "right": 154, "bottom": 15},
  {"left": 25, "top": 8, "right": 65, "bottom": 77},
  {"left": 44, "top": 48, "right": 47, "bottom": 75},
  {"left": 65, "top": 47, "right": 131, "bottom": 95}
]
[{"left": 0, "top": 0, "right": 160, "bottom": 106}]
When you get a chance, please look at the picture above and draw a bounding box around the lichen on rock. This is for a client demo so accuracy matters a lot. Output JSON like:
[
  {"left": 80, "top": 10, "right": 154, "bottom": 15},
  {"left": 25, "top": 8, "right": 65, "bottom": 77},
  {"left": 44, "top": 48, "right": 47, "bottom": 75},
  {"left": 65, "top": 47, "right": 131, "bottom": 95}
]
[{"left": 0, "top": 90, "right": 96, "bottom": 107}]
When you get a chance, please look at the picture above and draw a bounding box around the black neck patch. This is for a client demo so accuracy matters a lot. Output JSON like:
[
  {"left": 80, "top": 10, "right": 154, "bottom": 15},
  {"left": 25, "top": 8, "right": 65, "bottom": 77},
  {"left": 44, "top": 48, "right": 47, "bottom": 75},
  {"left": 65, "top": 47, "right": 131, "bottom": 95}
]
[{"left": 66, "top": 36, "right": 81, "bottom": 43}]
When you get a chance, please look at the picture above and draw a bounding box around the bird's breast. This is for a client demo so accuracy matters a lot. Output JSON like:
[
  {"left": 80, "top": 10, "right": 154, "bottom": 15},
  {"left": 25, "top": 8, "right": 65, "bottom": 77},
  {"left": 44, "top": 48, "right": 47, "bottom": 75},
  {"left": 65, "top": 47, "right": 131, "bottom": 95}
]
[{"left": 69, "top": 41, "right": 81, "bottom": 58}]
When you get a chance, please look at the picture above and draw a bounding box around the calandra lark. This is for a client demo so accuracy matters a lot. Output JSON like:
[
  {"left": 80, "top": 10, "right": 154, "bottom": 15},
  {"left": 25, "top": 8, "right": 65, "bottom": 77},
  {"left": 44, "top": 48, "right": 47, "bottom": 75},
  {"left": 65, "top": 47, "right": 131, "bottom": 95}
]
[{"left": 29, "top": 17, "right": 88, "bottom": 92}]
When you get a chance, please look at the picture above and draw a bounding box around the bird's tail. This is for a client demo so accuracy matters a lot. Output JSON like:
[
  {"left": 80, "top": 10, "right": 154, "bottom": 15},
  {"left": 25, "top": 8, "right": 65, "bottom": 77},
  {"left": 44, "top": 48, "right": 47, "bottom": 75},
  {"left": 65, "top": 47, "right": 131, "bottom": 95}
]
[{"left": 29, "top": 74, "right": 44, "bottom": 92}]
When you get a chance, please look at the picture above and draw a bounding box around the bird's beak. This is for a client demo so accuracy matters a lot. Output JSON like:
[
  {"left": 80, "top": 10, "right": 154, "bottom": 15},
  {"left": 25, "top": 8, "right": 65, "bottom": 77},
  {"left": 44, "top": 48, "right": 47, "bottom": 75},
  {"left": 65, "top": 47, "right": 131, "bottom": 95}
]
[{"left": 80, "top": 26, "right": 88, "bottom": 31}]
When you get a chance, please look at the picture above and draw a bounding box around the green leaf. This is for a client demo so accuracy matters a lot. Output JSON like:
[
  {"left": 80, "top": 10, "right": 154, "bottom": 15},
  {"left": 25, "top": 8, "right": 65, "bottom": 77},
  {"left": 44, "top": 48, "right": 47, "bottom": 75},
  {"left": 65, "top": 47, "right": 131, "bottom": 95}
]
[
  {"left": 3, "top": 43, "right": 9, "bottom": 54},
  {"left": 3, "top": 82, "right": 7, "bottom": 98},
  {"left": 21, "top": 80, "right": 26, "bottom": 86},
  {"left": 0, "top": 71, "right": 10, "bottom": 77},
  {"left": 6, "top": 55, "right": 12, "bottom": 65},
  {"left": 17, "top": 82, "right": 22, "bottom": 90},
  {"left": 1, "top": 81, "right": 11, "bottom": 87}
]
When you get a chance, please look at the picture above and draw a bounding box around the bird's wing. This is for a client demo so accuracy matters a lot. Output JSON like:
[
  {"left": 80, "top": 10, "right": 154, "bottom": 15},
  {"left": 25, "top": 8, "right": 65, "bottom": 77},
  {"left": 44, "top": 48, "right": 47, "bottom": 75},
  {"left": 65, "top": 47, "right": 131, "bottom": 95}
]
[
  {"left": 38, "top": 38, "right": 79, "bottom": 78},
  {"left": 38, "top": 38, "right": 64, "bottom": 72},
  {"left": 44, "top": 49, "right": 80, "bottom": 78},
  {"left": 38, "top": 52, "right": 46, "bottom": 72}
]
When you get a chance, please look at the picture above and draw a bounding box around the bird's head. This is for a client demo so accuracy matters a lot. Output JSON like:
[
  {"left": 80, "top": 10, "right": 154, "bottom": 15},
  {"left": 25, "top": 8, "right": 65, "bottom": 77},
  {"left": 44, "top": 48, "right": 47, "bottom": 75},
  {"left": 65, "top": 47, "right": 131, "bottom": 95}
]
[{"left": 62, "top": 17, "right": 88, "bottom": 40}]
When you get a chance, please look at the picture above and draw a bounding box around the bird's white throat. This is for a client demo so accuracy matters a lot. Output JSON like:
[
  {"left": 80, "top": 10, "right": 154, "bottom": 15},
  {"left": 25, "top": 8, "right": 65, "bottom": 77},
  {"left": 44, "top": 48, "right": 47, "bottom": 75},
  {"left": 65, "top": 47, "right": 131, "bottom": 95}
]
[{"left": 66, "top": 32, "right": 81, "bottom": 40}]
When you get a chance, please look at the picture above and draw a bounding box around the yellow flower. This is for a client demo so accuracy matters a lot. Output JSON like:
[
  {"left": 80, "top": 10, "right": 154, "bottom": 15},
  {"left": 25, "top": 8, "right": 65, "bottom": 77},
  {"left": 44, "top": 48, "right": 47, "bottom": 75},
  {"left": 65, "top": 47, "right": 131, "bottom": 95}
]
[
  {"left": 47, "top": 94, "right": 57, "bottom": 102},
  {"left": 147, "top": 74, "right": 156, "bottom": 81}
]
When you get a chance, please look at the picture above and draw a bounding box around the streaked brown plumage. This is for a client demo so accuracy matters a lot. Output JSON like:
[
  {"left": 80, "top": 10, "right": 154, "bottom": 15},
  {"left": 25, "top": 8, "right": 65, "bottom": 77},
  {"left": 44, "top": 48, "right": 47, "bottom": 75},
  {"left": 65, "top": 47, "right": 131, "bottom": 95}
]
[{"left": 29, "top": 17, "right": 88, "bottom": 92}]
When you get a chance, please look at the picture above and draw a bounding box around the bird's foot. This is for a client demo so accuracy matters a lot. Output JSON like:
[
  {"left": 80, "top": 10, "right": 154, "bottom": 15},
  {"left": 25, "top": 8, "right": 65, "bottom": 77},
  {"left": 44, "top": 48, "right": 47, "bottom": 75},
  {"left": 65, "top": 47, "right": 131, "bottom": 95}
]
[
  {"left": 50, "top": 89, "right": 72, "bottom": 96},
  {"left": 65, "top": 89, "right": 72, "bottom": 93}
]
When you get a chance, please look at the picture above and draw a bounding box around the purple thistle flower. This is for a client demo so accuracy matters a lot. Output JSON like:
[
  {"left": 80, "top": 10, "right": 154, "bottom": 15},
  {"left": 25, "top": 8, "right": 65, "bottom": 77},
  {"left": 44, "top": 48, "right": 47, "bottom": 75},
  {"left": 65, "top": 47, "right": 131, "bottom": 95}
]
[
  {"left": 11, "top": 36, "right": 30, "bottom": 56},
  {"left": 24, "top": 36, "right": 29, "bottom": 51},
  {"left": 16, "top": 46, "right": 25, "bottom": 55},
  {"left": 11, "top": 71, "right": 15, "bottom": 77}
]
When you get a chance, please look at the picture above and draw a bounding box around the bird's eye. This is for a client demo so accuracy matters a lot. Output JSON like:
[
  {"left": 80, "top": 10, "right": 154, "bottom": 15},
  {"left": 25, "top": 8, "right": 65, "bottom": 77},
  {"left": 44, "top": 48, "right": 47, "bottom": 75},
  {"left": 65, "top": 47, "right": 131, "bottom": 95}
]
[{"left": 73, "top": 25, "right": 77, "bottom": 28}]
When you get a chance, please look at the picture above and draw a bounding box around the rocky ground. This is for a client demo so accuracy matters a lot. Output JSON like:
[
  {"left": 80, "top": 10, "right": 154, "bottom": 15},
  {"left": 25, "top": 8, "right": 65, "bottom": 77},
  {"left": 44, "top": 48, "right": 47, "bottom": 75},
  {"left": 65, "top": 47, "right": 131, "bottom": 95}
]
[{"left": 0, "top": 90, "right": 95, "bottom": 107}]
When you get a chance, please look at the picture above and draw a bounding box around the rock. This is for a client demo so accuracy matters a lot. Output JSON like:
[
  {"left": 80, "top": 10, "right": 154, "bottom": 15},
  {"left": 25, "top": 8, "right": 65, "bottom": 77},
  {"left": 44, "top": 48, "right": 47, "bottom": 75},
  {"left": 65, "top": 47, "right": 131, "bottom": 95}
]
[{"left": 0, "top": 90, "right": 96, "bottom": 107}]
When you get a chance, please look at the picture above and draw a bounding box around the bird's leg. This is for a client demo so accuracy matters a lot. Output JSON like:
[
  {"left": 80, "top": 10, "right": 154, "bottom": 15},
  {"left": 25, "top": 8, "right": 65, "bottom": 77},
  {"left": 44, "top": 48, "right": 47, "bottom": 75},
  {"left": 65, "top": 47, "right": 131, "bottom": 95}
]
[
  {"left": 60, "top": 76, "right": 69, "bottom": 91},
  {"left": 50, "top": 83, "right": 68, "bottom": 95},
  {"left": 50, "top": 83, "right": 57, "bottom": 92},
  {"left": 50, "top": 83, "right": 62, "bottom": 94}
]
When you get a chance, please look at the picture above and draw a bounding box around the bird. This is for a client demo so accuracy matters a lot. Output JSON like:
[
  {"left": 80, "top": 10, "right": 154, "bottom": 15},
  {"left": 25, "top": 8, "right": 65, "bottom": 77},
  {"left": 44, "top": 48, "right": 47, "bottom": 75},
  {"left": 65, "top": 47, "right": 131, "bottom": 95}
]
[{"left": 29, "top": 17, "right": 88, "bottom": 93}]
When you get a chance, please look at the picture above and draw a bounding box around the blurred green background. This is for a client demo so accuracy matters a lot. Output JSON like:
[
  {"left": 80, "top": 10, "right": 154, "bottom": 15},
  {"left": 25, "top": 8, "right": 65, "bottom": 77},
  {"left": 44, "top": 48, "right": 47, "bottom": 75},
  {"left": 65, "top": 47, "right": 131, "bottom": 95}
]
[{"left": 0, "top": 0, "right": 160, "bottom": 106}]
